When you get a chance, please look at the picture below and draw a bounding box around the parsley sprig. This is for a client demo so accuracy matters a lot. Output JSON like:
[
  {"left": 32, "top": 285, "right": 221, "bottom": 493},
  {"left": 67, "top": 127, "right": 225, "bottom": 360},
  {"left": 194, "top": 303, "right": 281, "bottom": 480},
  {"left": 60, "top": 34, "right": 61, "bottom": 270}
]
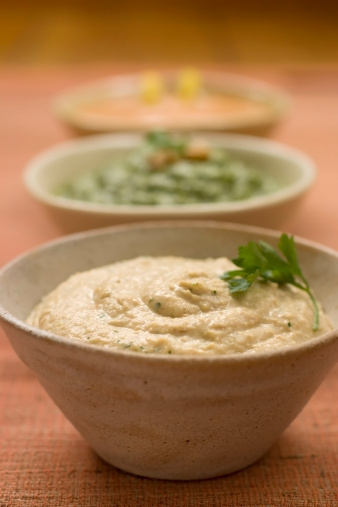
[
  {"left": 146, "top": 130, "right": 187, "bottom": 154},
  {"left": 220, "top": 233, "right": 319, "bottom": 331}
]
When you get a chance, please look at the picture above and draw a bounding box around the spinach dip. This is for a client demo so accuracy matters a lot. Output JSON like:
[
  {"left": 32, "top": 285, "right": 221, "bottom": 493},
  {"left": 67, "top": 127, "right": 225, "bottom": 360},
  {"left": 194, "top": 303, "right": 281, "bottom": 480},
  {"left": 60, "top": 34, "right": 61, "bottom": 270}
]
[{"left": 54, "top": 131, "right": 283, "bottom": 206}]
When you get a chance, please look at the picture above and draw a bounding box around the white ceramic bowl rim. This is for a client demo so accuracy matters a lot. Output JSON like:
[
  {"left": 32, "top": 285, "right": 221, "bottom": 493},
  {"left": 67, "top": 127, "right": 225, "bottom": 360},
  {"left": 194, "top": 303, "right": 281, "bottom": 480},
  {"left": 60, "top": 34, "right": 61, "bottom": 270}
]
[
  {"left": 0, "top": 221, "right": 337, "bottom": 364},
  {"left": 23, "top": 133, "right": 316, "bottom": 216}
]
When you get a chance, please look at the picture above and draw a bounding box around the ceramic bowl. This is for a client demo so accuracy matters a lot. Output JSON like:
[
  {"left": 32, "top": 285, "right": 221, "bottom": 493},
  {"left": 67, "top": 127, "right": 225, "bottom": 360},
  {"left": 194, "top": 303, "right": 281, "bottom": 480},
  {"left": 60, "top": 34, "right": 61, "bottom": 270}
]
[
  {"left": 0, "top": 221, "right": 337, "bottom": 481},
  {"left": 53, "top": 70, "right": 289, "bottom": 136},
  {"left": 23, "top": 132, "right": 316, "bottom": 233}
]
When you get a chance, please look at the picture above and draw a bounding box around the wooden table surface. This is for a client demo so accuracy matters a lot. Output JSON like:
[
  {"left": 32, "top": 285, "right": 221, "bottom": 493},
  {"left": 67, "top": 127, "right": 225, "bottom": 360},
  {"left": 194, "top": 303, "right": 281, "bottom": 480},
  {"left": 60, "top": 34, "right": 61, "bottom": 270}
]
[
  {"left": 0, "top": 63, "right": 337, "bottom": 507},
  {"left": 1, "top": 0, "right": 338, "bottom": 67}
]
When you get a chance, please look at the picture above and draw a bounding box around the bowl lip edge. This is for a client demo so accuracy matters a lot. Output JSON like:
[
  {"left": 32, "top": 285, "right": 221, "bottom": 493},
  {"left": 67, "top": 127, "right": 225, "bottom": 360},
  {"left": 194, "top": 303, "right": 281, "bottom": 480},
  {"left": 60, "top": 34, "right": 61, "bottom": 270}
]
[
  {"left": 1, "top": 313, "right": 337, "bottom": 365},
  {"left": 0, "top": 219, "right": 337, "bottom": 364}
]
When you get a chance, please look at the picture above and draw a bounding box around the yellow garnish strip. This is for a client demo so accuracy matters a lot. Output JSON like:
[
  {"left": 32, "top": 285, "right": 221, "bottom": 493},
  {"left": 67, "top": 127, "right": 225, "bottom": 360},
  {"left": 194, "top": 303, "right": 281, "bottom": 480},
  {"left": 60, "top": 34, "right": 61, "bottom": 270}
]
[
  {"left": 140, "top": 71, "right": 164, "bottom": 104},
  {"left": 176, "top": 68, "right": 202, "bottom": 100}
]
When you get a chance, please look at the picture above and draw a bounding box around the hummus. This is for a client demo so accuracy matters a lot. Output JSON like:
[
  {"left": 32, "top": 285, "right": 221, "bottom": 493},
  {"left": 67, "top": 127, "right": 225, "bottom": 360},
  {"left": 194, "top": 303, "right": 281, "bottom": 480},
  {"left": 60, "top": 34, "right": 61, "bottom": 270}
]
[{"left": 26, "top": 256, "right": 333, "bottom": 355}]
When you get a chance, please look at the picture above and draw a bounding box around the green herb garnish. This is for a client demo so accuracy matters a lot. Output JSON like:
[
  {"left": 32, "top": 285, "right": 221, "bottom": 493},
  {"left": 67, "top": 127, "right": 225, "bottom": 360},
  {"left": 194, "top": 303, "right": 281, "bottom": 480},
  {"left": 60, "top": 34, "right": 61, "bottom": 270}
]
[
  {"left": 220, "top": 233, "right": 319, "bottom": 331},
  {"left": 146, "top": 130, "right": 187, "bottom": 154}
]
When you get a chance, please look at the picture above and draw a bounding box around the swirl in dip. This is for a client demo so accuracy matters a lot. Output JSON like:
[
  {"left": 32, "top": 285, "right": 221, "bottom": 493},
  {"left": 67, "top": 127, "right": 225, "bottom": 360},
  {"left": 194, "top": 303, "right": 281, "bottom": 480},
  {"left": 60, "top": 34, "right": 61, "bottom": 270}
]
[{"left": 26, "top": 256, "right": 333, "bottom": 355}]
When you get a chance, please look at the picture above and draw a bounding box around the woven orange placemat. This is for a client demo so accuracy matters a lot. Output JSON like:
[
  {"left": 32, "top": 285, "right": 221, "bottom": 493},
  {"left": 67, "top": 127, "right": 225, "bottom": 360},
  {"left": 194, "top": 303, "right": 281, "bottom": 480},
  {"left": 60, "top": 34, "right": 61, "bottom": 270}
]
[{"left": 0, "top": 65, "right": 337, "bottom": 506}]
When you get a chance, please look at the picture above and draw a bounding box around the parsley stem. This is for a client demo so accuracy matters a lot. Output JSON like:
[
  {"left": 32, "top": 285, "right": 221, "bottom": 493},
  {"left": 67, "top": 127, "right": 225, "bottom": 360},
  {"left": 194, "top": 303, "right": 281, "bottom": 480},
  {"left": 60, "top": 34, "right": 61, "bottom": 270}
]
[
  {"left": 308, "top": 291, "right": 320, "bottom": 332},
  {"left": 293, "top": 281, "right": 319, "bottom": 331}
]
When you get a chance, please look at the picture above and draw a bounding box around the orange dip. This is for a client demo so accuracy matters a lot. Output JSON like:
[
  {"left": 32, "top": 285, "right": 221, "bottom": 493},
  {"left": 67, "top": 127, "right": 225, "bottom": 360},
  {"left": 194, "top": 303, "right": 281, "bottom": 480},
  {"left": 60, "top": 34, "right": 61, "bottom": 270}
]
[{"left": 72, "top": 92, "right": 273, "bottom": 129}]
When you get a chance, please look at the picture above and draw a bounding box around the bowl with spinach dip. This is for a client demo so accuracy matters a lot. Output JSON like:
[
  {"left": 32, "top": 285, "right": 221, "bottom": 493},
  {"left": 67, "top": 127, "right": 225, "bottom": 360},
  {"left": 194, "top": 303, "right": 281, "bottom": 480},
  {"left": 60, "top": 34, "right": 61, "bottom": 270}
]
[{"left": 24, "top": 131, "right": 316, "bottom": 233}]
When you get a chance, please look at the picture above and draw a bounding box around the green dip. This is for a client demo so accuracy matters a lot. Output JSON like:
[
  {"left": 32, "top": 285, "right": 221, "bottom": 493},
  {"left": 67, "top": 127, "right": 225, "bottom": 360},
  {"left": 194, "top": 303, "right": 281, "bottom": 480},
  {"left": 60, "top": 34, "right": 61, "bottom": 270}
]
[{"left": 54, "top": 131, "right": 283, "bottom": 206}]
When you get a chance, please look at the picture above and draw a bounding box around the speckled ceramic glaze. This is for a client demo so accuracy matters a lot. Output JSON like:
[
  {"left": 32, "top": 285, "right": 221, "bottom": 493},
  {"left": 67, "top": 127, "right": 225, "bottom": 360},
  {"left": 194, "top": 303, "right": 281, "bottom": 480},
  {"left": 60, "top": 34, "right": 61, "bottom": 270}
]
[{"left": 0, "top": 222, "right": 337, "bottom": 480}]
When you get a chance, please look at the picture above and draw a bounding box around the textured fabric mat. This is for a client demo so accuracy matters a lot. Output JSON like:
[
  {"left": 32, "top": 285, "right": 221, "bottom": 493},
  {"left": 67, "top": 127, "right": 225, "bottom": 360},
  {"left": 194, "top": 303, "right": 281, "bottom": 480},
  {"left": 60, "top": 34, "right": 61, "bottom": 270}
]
[{"left": 0, "top": 65, "right": 337, "bottom": 506}]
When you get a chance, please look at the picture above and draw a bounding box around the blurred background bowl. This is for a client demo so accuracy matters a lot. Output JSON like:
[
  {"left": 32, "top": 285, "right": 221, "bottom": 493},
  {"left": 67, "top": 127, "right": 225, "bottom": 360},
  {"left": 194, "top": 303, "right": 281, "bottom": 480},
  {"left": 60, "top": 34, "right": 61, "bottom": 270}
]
[
  {"left": 23, "top": 132, "right": 316, "bottom": 233},
  {"left": 0, "top": 221, "right": 337, "bottom": 480},
  {"left": 53, "top": 70, "right": 289, "bottom": 136}
]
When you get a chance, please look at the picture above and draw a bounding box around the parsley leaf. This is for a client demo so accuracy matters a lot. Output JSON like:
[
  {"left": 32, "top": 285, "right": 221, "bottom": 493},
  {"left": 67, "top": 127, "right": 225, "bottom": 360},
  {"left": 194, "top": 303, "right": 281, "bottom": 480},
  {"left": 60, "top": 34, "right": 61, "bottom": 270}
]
[
  {"left": 221, "top": 233, "right": 319, "bottom": 331},
  {"left": 146, "top": 130, "right": 187, "bottom": 154}
]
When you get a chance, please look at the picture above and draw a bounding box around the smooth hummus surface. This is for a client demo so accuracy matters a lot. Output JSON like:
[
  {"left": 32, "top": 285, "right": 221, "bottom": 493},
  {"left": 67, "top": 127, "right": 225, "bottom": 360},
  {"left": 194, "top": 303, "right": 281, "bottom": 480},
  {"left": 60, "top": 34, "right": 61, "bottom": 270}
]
[{"left": 26, "top": 256, "right": 333, "bottom": 355}]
